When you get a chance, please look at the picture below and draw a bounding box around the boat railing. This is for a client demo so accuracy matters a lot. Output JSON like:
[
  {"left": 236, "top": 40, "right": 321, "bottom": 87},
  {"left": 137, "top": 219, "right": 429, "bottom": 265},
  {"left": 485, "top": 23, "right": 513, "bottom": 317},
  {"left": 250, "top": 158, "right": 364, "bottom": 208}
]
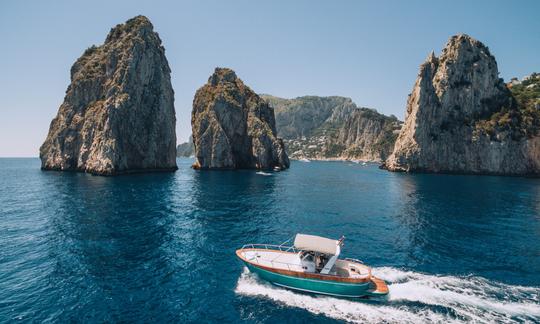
[
  {"left": 241, "top": 244, "right": 373, "bottom": 278},
  {"left": 242, "top": 244, "right": 301, "bottom": 271},
  {"left": 241, "top": 243, "right": 299, "bottom": 253},
  {"left": 344, "top": 257, "right": 365, "bottom": 264},
  {"left": 241, "top": 246, "right": 373, "bottom": 277}
]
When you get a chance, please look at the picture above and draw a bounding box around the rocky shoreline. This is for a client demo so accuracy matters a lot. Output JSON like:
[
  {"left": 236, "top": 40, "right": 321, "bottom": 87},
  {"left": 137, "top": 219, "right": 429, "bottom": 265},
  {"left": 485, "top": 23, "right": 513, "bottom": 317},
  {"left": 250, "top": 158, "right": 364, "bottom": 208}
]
[
  {"left": 40, "top": 16, "right": 538, "bottom": 177},
  {"left": 264, "top": 95, "right": 402, "bottom": 162}
]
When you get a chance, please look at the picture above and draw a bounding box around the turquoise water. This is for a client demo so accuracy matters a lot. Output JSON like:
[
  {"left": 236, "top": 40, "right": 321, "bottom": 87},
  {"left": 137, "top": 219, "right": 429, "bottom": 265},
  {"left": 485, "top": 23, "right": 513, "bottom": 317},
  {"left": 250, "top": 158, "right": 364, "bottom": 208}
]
[{"left": 1, "top": 158, "right": 539, "bottom": 322}]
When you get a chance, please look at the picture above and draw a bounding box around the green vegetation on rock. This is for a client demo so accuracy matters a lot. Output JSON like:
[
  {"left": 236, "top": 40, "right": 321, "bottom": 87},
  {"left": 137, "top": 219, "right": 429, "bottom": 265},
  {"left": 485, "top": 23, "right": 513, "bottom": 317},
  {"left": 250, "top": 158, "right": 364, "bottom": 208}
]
[
  {"left": 262, "top": 95, "right": 402, "bottom": 161},
  {"left": 475, "top": 73, "right": 540, "bottom": 140}
]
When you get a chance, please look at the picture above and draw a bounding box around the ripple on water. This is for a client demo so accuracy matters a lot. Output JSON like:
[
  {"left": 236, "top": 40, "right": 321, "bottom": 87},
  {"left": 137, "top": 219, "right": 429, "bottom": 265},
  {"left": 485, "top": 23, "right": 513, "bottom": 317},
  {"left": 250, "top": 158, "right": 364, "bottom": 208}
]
[{"left": 1, "top": 158, "right": 539, "bottom": 322}]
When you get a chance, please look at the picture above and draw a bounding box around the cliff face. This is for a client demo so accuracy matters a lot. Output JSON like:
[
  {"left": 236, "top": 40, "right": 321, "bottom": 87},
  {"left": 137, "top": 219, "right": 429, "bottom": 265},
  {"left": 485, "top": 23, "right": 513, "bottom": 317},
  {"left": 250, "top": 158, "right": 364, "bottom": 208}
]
[
  {"left": 191, "top": 68, "right": 289, "bottom": 170},
  {"left": 386, "top": 34, "right": 540, "bottom": 175},
  {"left": 335, "top": 109, "right": 402, "bottom": 161},
  {"left": 40, "top": 16, "right": 177, "bottom": 175},
  {"left": 263, "top": 95, "right": 401, "bottom": 161},
  {"left": 265, "top": 96, "right": 358, "bottom": 139},
  {"left": 177, "top": 136, "right": 195, "bottom": 157}
]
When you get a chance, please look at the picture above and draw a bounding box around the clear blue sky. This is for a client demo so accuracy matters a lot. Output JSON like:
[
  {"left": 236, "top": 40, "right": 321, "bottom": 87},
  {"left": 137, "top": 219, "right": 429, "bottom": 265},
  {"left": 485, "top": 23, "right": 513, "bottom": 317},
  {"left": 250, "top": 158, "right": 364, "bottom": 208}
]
[{"left": 1, "top": 0, "right": 539, "bottom": 157}]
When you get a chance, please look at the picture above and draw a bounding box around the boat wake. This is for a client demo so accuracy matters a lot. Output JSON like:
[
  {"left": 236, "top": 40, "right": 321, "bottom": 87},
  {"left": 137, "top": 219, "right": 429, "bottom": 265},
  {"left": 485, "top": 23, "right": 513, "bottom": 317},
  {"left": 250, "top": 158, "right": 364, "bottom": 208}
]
[
  {"left": 255, "top": 171, "right": 272, "bottom": 176},
  {"left": 235, "top": 267, "right": 540, "bottom": 323}
]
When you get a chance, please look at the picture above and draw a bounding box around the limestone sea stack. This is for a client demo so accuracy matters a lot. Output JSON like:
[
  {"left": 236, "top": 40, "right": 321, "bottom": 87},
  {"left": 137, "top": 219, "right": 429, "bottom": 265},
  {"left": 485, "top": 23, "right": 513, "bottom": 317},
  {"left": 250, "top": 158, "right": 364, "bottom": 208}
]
[
  {"left": 385, "top": 34, "right": 540, "bottom": 175},
  {"left": 191, "top": 68, "right": 289, "bottom": 170},
  {"left": 40, "top": 16, "right": 177, "bottom": 175}
]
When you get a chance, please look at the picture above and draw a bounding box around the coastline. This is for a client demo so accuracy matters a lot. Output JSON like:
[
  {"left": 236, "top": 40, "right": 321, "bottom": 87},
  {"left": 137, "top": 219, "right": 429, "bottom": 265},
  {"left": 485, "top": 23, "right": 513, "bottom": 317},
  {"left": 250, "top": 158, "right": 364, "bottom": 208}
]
[{"left": 290, "top": 157, "right": 382, "bottom": 163}]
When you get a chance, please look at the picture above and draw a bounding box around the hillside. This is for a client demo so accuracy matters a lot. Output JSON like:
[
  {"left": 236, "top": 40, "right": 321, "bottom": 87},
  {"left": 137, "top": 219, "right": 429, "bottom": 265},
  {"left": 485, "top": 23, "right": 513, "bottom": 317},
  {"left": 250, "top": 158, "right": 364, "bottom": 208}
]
[{"left": 262, "top": 95, "right": 402, "bottom": 161}]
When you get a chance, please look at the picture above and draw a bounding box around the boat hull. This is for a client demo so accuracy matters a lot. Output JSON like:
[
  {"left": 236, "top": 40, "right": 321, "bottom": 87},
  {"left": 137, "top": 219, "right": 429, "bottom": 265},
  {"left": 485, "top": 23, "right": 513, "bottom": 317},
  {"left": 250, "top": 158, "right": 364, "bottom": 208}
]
[{"left": 244, "top": 262, "right": 372, "bottom": 298}]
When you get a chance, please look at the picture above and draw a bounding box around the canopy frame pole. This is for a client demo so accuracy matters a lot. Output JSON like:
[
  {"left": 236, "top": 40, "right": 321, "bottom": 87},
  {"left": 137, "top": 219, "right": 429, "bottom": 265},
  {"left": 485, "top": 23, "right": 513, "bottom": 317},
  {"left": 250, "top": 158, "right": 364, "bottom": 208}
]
[
  {"left": 271, "top": 235, "right": 296, "bottom": 263},
  {"left": 320, "top": 245, "right": 341, "bottom": 275},
  {"left": 278, "top": 236, "right": 293, "bottom": 247}
]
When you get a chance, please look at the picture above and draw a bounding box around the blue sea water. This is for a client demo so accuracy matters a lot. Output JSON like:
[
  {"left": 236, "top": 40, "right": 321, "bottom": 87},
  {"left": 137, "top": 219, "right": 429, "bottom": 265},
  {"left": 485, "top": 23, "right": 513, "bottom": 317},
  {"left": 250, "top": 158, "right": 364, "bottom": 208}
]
[{"left": 1, "top": 158, "right": 539, "bottom": 323}]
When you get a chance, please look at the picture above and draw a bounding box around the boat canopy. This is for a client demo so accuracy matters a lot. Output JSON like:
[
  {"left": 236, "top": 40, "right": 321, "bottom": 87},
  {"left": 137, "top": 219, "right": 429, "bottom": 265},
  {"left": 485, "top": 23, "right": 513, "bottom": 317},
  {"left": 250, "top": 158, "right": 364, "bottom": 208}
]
[{"left": 294, "top": 234, "right": 340, "bottom": 255}]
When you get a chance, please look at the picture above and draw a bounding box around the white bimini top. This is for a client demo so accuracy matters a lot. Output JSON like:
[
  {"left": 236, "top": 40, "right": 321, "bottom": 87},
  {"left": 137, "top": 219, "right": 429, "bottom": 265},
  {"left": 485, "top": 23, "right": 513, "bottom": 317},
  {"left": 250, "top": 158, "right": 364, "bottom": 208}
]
[{"left": 294, "top": 234, "right": 340, "bottom": 255}]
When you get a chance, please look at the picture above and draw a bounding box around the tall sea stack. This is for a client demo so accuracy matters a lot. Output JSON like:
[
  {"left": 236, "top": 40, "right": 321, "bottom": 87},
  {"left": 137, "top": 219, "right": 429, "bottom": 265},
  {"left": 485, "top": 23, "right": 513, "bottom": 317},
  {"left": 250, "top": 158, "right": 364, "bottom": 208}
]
[
  {"left": 386, "top": 34, "right": 540, "bottom": 175},
  {"left": 191, "top": 68, "right": 289, "bottom": 170},
  {"left": 40, "top": 15, "right": 177, "bottom": 175}
]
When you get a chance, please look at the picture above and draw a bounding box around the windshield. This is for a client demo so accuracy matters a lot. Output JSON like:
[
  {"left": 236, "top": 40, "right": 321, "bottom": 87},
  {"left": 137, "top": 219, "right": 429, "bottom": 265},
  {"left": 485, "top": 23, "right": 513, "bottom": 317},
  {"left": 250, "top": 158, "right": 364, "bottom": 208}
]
[{"left": 301, "top": 252, "right": 314, "bottom": 262}]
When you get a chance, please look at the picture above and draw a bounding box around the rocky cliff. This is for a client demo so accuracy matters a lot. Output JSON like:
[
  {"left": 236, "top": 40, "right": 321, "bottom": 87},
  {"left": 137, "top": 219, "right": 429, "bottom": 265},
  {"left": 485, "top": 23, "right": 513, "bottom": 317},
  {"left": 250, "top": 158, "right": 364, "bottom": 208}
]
[
  {"left": 191, "top": 68, "right": 289, "bottom": 170},
  {"left": 264, "top": 96, "right": 358, "bottom": 139},
  {"left": 40, "top": 16, "right": 177, "bottom": 175},
  {"left": 335, "top": 108, "right": 402, "bottom": 161},
  {"left": 263, "top": 95, "right": 402, "bottom": 161},
  {"left": 177, "top": 136, "right": 194, "bottom": 157},
  {"left": 386, "top": 34, "right": 540, "bottom": 175}
]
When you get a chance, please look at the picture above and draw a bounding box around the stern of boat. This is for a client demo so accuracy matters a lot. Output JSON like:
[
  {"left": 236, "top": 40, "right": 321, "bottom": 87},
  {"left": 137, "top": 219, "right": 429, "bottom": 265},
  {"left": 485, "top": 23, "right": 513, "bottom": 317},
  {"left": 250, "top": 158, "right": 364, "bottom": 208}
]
[{"left": 366, "top": 276, "right": 389, "bottom": 297}]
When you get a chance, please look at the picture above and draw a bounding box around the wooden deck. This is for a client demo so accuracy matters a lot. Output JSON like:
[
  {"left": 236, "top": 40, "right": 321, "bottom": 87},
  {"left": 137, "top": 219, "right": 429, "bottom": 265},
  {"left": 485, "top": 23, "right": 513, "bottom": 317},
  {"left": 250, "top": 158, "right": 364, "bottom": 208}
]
[{"left": 367, "top": 276, "right": 389, "bottom": 295}]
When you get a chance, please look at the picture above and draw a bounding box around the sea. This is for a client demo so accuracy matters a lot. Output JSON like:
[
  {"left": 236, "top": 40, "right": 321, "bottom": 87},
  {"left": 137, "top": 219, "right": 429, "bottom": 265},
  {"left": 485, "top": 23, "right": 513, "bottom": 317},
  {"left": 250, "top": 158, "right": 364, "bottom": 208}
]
[{"left": 1, "top": 158, "right": 539, "bottom": 323}]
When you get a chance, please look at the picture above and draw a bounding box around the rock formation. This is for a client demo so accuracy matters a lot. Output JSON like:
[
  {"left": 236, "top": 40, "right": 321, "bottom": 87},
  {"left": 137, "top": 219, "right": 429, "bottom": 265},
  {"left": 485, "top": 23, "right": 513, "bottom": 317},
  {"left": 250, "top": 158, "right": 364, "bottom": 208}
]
[
  {"left": 40, "top": 15, "right": 177, "bottom": 175},
  {"left": 385, "top": 34, "right": 540, "bottom": 175},
  {"left": 177, "top": 136, "right": 194, "bottom": 157},
  {"left": 191, "top": 68, "right": 289, "bottom": 170},
  {"left": 335, "top": 108, "right": 402, "bottom": 161},
  {"left": 263, "top": 95, "right": 402, "bottom": 161},
  {"left": 265, "top": 95, "right": 359, "bottom": 139}
]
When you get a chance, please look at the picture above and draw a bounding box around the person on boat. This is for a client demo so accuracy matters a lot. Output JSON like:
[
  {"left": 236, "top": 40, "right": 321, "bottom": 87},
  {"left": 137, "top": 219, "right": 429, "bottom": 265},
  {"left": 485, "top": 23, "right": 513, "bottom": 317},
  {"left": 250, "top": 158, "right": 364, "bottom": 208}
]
[{"left": 316, "top": 254, "right": 328, "bottom": 272}]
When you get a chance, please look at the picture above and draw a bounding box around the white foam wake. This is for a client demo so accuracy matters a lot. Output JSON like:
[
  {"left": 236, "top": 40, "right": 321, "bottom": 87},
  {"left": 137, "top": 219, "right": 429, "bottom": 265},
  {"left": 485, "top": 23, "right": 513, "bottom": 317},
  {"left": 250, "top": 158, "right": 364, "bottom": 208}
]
[{"left": 235, "top": 267, "right": 540, "bottom": 323}]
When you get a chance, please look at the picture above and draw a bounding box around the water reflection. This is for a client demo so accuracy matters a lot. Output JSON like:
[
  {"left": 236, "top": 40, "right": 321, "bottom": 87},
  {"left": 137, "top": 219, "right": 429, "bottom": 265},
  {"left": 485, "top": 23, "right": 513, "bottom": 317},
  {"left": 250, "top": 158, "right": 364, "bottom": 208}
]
[
  {"left": 184, "top": 169, "right": 279, "bottom": 321},
  {"left": 189, "top": 169, "right": 278, "bottom": 238},
  {"left": 392, "top": 173, "right": 540, "bottom": 284},
  {"left": 43, "top": 171, "right": 182, "bottom": 321},
  {"left": 3, "top": 158, "right": 540, "bottom": 322}
]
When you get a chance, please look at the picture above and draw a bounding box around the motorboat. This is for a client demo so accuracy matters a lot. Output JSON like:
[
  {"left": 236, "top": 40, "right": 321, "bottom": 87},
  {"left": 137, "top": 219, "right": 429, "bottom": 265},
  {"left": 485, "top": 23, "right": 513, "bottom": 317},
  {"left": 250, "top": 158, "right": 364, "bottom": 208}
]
[{"left": 236, "top": 234, "right": 388, "bottom": 298}]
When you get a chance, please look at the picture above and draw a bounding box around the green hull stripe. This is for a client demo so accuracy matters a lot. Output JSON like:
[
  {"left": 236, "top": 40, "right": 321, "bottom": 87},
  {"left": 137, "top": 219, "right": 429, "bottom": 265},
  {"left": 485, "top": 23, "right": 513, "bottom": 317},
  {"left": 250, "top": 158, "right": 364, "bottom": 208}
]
[
  {"left": 273, "top": 282, "right": 364, "bottom": 298},
  {"left": 250, "top": 263, "right": 368, "bottom": 286},
  {"left": 244, "top": 262, "right": 370, "bottom": 296}
]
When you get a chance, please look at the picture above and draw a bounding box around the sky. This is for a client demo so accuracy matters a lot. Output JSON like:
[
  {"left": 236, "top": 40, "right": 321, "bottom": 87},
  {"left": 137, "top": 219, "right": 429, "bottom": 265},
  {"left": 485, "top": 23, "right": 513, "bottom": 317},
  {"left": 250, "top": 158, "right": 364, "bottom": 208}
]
[{"left": 0, "top": 1, "right": 539, "bottom": 157}]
